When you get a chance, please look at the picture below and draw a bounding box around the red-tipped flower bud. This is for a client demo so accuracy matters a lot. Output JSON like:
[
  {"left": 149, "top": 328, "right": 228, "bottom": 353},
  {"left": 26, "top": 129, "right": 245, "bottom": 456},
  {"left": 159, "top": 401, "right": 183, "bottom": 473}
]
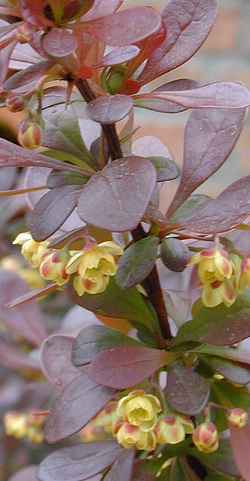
[
  {"left": 227, "top": 408, "right": 248, "bottom": 429},
  {"left": 192, "top": 422, "right": 219, "bottom": 454},
  {"left": 18, "top": 120, "right": 42, "bottom": 150},
  {"left": 6, "top": 93, "right": 25, "bottom": 112}
]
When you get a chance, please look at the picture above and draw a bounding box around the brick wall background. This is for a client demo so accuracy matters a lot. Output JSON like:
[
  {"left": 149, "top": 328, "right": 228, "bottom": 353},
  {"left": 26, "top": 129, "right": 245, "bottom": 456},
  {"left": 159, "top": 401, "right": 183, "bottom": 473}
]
[{"left": 129, "top": 0, "right": 250, "bottom": 211}]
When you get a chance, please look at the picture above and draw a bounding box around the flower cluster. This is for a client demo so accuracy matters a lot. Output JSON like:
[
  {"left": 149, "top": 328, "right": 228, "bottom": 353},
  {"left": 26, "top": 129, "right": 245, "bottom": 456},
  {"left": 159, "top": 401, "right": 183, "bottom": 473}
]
[
  {"left": 190, "top": 247, "right": 250, "bottom": 308},
  {"left": 4, "top": 411, "right": 46, "bottom": 444},
  {"left": 13, "top": 232, "right": 123, "bottom": 295}
]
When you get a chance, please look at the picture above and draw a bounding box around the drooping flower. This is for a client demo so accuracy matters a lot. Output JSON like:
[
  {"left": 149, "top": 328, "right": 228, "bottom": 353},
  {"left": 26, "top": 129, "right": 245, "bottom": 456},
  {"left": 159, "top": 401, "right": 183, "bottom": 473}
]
[
  {"left": 155, "top": 414, "right": 194, "bottom": 445},
  {"left": 39, "top": 250, "right": 71, "bottom": 286},
  {"left": 192, "top": 422, "right": 219, "bottom": 454},
  {"left": 66, "top": 241, "right": 123, "bottom": 296},
  {"left": 227, "top": 408, "right": 248, "bottom": 429},
  {"left": 116, "top": 390, "right": 162, "bottom": 432},
  {"left": 116, "top": 422, "right": 157, "bottom": 451},
  {"left": 13, "top": 232, "right": 49, "bottom": 268}
]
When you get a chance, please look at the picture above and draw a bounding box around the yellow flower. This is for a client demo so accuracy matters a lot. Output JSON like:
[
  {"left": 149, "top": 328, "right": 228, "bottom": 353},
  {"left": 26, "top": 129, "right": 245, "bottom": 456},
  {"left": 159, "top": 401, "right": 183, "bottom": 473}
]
[
  {"left": 66, "top": 241, "right": 123, "bottom": 296},
  {"left": 156, "top": 416, "right": 185, "bottom": 445},
  {"left": 4, "top": 412, "right": 27, "bottom": 439},
  {"left": 117, "top": 390, "right": 161, "bottom": 432},
  {"left": 190, "top": 248, "right": 241, "bottom": 308},
  {"left": 13, "top": 232, "right": 49, "bottom": 268},
  {"left": 116, "top": 422, "right": 157, "bottom": 451},
  {"left": 39, "top": 250, "right": 70, "bottom": 286},
  {"left": 192, "top": 422, "right": 219, "bottom": 454},
  {"left": 227, "top": 408, "right": 248, "bottom": 429}
]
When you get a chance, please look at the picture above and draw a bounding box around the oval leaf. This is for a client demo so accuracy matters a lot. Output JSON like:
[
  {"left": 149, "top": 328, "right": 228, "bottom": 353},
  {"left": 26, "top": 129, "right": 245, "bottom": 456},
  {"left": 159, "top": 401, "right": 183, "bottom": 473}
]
[
  {"left": 116, "top": 236, "right": 159, "bottom": 289},
  {"left": 72, "top": 325, "right": 140, "bottom": 367},
  {"left": 87, "top": 95, "right": 133, "bottom": 124},
  {"left": 42, "top": 28, "right": 77, "bottom": 57},
  {"left": 45, "top": 373, "right": 115, "bottom": 443},
  {"left": 41, "top": 335, "right": 80, "bottom": 391},
  {"left": 8, "top": 466, "right": 38, "bottom": 481},
  {"left": 139, "top": 0, "right": 217, "bottom": 83},
  {"left": 230, "top": 426, "right": 250, "bottom": 481},
  {"left": 78, "top": 156, "right": 156, "bottom": 232},
  {"left": 105, "top": 450, "right": 135, "bottom": 481},
  {"left": 148, "top": 156, "right": 180, "bottom": 182},
  {"left": 27, "top": 185, "right": 80, "bottom": 241},
  {"left": 38, "top": 442, "right": 122, "bottom": 481},
  {"left": 87, "top": 346, "right": 169, "bottom": 389},
  {"left": 165, "top": 363, "right": 210, "bottom": 415}
]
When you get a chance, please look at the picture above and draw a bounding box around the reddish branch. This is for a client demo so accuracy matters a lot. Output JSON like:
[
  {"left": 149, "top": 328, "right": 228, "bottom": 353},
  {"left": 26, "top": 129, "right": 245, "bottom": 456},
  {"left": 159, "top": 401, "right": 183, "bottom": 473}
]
[{"left": 76, "top": 78, "right": 171, "bottom": 341}]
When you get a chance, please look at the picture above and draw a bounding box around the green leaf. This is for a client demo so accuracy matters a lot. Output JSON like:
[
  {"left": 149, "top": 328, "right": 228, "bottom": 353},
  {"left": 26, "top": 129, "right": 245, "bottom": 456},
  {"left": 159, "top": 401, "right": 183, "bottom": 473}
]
[
  {"left": 72, "top": 277, "right": 159, "bottom": 333},
  {"left": 205, "top": 474, "right": 236, "bottom": 481},
  {"left": 72, "top": 325, "right": 142, "bottom": 366},
  {"left": 211, "top": 380, "right": 250, "bottom": 411},
  {"left": 147, "top": 156, "right": 180, "bottom": 182},
  {"left": 170, "top": 194, "right": 211, "bottom": 223},
  {"left": 201, "top": 356, "right": 250, "bottom": 385},
  {"left": 116, "top": 236, "right": 159, "bottom": 289},
  {"left": 174, "top": 292, "right": 250, "bottom": 347},
  {"left": 190, "top": 440, "right": 239, "bottom": 477},
  {"left": 43, "top": 148, "right": 94, "bottom": 172}
]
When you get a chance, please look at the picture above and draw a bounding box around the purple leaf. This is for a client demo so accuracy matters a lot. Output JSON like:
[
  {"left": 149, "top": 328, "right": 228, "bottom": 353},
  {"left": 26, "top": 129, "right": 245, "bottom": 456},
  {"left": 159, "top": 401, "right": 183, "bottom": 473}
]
[
  {"left": 230, "top": 426, "right": 250, "bottom": 481},
  {"left": 0, "top": 270, "right": 47, "bottom": 346},
  {"left": 84, "top": 7, "right": 161, "bottom": 46},
  {"left": 87, "top": 95, "right": 133, "bottom": 124},
  {"left": 27, "top": 186, "right": 81, "bottom": 241},
  {"left": 139, "top": 0, "right": 217, "bottom": 83},
  {"left": 0, "top": 40, "right": 16, "bottom": 86},
  {"left": 42, "top": 28, "right": 77, "bottom": 57},
  {"left": 180, "top": 175, "right": 250, "bottom": 235},
  {"left": 4, "top": 60, "right": 53, "bottom": 95},
  {"left": 8, "top": 284, "right": 57, "bottom": 308},
  {"left": 38, "top": 442, "right": 123, "bottom": 481},
  {"left": 8, "top": 466, "right": 38, "bottom": 481},
  {"left": 134, "top": 82, "right": 250, "bottom": 110},
  {"left": 98, "top": 45, "right": 140, "bottom": 67},
  {"left": 78, "top": 156, "right": 156, "bottom": 232},
  {"left": 166, "top": 108, "right": 246, "bottom": 217},
  {"left": 44, "top": 372, "right": 115, "bottom": 443},
  {"left": 0, "top": 138, "right": 84, "bottom": 173},
  {"left": 87, "top": 346, "right": 169, "bottom": 389},
  {"left": 165, "top": 363, "right": 210, "bottom": 415},
  {"left": 83, "top": 0, "right": 123, "bottom": 21},
  {"left": 41, "top": 335, "right": 81, "bottom": 391},
  {"left": 105, "top": 450, "right": 135, "bottom": 481}
]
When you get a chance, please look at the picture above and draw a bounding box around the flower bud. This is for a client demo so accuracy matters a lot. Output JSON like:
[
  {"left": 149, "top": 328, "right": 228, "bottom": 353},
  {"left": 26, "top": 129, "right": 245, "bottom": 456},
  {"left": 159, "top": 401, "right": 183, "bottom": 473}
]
[
  {"left": 18, "top": 120, "right": 42, "bottom": 149},
  {"left": 155, "top": 416, "right": 186, "bottom": 445},
  {"left": 102, "top": 67, "right": 126, "bottom": 95},
  {"left": 4, "top": 412, "right": 27, "bottom": 439},
  {"left": 116, "top": 422, "right": 156, "bottom": 451},
  {"left": 192, "top": 422, "right": 219, "bottom": 454},
  {"left": 227, "top": 408, "right": 248, "bottom": 429},
  {"left": 161, "top": 237, "right": 191, "bottom": 272},
  {"left": 117, "top": 390, "right": 161, "bottom": 432},
  {"left": 40, "top": 250, "right": 70, "bottom": 286},
  {"left": 13, "top": 232, "right": 49, "bottom": 268},
  {"left": 6, "top": 93, "right": 25, "bottom": 112}
]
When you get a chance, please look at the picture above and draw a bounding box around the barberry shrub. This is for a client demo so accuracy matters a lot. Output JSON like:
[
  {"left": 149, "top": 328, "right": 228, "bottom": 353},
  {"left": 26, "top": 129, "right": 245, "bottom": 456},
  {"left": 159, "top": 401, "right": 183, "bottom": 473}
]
[{"left": 2, "top": 1, "right": 250, "bottom": 481}]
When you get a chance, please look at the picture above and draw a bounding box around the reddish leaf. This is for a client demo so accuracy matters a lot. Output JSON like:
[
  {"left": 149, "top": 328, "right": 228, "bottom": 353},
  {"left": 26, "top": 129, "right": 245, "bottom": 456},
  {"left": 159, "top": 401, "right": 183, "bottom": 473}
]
[
  {"left": 20, "top": 0, "right": 53, "bottom": 27},
  {"left": 87, "top": 95, "right": 133, "bottom": 124},
  {"left": 8, "top": 466, "right": 38, "bottom": 481},
  {"left": 135, "top": 79, "right": 200, "bottom": 114},
  {"left": 88, "top": 346, "right": 169, "bottom": 389},
  {"left": 134, "top": 82, "right": 250, "bottom": 111},
  {"left": 139, "top": 0, "right": 217, "bottom": 83},
  {"left": 105, "top": 450, "right": 135, "bottom": 481},
  {"left": 84, "top": 7, "right": 161, "bottom": 46},
  {"left": 0, "top": 40, "right": 16, "bottom": 85},
  {"left": 166, "top": 108, "right": 246, "bottom": 217},
  {"left": 0, "top": 270, "right": 47, "bottom": 346},
  {"left": 230, "top": 426, "right": 250, "bottom": 481},
  {"left": 0, "top": 138, "right": 83, "bottom": 173},
  {"left": 98, "top": 45, "right": 140, "bottom": 67},
  {"left": 77, "top": 156, "right": 156, "bottom": 232},
  {"left": 42, "top": 28, "right": 77, "bottom": 57},
  {"left": 39, "top": 443, "right": 122, "bottom": 481},
  {"left": 165, "top": 363, "right": 210, "bottom": 415},
  {"left": 4, "top": 61, "right": 53, "bottom": 95},
  {"left": 45, "top": 373, "right": 115, "bottom": 443},
  {"left": 180, "top": 175, "right": 250, "bottom": 235},
  {"left": 27, "top": 185, "right": 81, "bottom": 241},
  {"left": 41, "top": 335, "right": 81, "bottom": 391},
  {"left": 83, "top": 0, "right": 124, "bottom": 21}
]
